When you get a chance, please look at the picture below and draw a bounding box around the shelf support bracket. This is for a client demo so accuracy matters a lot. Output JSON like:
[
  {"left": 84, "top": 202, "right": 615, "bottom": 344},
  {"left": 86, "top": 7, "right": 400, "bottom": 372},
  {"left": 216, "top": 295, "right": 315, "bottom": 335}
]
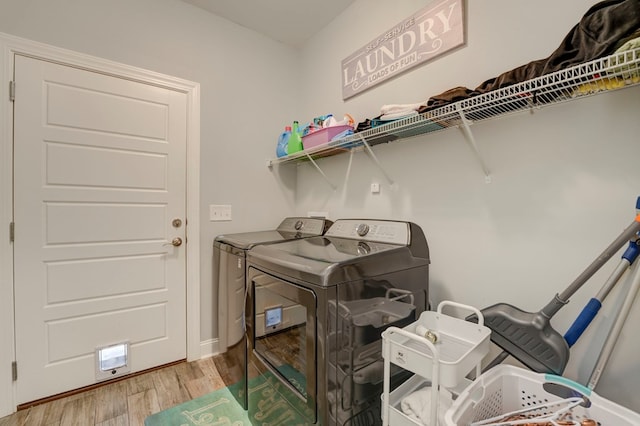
[
  {"left": 457, "top": 106, "right": 491, "bottom": 183},
  {"left": 303, "top": 152, "right": 337, "bottom": 190},
  {"left": 358, "top": 134, "right": 394, "bottom": 185},
  {"left": 342, "top": 149, "right": 355, "bottom": 188}
]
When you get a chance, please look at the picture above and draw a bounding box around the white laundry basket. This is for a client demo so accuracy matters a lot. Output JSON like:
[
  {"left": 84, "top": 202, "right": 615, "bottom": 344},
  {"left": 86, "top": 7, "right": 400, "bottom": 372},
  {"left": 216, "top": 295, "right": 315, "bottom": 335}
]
[{"left": 443, "top": 364, "right": 640, "bottom": 425}]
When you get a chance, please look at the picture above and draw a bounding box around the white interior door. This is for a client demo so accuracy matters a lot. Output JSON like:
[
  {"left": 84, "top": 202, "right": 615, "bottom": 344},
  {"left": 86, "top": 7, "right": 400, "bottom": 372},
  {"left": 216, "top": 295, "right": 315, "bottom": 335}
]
[{"left": 13, "top": 54, "right": 188, "bottom": 404}]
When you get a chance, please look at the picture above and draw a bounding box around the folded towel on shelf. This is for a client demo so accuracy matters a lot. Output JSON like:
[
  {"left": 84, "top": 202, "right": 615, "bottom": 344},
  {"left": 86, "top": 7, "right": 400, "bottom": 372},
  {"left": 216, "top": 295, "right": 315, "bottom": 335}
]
[
  {"left": 380, "top": 102, "right": 424, "bottom": 115},
  {"left": 379, "top": 110, "right": 419, "bottom": 121},
  {"left": 400, "top": 386, "right": 453, "bottom": 425}
]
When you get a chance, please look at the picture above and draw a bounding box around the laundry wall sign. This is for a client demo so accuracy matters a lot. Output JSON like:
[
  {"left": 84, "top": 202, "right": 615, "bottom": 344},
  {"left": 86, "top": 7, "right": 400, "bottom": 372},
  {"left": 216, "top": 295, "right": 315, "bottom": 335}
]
[{"left": 341, "top": 0, "right": 465, "bottom": 99}]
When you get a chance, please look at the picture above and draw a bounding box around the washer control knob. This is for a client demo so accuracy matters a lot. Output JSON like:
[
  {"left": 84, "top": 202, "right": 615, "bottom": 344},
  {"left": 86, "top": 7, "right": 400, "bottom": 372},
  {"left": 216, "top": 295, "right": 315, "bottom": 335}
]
[
  {"left": 356, "top": 223, "right": 369, "bottom": 237},
  {"left": 294, "top": 220, "right": 304, "bottom": 230},
  {"left": 357, "top": 242, "right": 371, "bottom": 255}
]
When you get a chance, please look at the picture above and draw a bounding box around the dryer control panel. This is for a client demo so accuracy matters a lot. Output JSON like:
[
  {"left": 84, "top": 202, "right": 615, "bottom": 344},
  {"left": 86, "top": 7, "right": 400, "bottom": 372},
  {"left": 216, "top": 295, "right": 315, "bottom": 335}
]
[
  {"left": 324, "top": 219, "right": 410, "bottom": 245},
  {"left": 277, "top": 217, "right": 329, "bottom": 235}
]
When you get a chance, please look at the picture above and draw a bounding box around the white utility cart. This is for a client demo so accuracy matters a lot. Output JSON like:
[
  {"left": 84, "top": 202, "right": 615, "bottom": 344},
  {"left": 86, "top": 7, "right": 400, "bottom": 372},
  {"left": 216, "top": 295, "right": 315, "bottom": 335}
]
[{"left": 381, "top": 301, "right": 491, "bottom": 426}]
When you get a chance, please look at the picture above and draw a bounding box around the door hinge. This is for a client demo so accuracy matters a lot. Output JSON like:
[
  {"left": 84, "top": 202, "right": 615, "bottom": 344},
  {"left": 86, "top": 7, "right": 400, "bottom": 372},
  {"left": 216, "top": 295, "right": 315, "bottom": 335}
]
[
  {"left": 11, "top": 361, "right": 17, "bottom": 381},
  {"left": 9, "top": 80, "right": 15, "bottom": 102},
  {"left": 9, "top": 222, "right": 14, "bottom": 243}
]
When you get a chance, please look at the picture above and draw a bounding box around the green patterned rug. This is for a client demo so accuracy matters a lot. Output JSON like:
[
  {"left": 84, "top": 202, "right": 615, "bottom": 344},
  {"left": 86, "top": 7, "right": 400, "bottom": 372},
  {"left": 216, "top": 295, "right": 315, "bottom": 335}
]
[{"left": 144, "top": 365, "right": 312, "bottom": 426}]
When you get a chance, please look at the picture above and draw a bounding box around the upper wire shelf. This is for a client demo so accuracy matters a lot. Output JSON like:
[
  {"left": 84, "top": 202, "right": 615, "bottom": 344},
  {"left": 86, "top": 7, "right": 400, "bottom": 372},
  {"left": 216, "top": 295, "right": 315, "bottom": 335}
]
[{"left": 269, "top": 47, "right": 640, "bottom": 166}]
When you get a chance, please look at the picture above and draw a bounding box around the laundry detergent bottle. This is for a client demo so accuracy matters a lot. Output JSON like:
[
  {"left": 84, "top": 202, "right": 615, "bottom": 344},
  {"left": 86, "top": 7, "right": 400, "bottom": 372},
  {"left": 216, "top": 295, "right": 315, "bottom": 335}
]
[
  {"left": 287, "top": 121, "right": 303, "bottom": 154},
  {"left": 276, "top": 126, "right": 291, "bottom": 157}
]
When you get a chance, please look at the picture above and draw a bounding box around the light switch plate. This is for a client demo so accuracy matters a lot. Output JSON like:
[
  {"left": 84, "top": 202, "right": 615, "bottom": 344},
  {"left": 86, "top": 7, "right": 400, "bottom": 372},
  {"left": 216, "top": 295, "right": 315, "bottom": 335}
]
[{"left": 210, "top": 204, "right": 232, "bottom": 221}]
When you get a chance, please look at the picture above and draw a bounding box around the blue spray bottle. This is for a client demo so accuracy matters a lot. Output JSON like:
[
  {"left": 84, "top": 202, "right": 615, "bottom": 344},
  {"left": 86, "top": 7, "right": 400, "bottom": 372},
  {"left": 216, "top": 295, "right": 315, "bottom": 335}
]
[{"left": 276, "top": 126, "right": 291, "bottom": 157}]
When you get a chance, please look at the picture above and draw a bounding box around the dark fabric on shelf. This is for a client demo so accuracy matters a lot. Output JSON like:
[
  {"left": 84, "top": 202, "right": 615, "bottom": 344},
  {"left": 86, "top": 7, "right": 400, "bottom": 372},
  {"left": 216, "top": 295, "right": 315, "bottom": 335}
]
[{"left": 418, "top": 0, "right": 640, "bottom": 113}]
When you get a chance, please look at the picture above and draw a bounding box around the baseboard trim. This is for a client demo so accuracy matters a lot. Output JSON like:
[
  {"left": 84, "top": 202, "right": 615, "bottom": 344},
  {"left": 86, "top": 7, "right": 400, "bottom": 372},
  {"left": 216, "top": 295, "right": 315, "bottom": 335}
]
[
  {"left": 17, "top": 359, "right": 186, "bottom": 410},
  {"left": 200, "top": 338, "right": 220, "bottom": 359}
]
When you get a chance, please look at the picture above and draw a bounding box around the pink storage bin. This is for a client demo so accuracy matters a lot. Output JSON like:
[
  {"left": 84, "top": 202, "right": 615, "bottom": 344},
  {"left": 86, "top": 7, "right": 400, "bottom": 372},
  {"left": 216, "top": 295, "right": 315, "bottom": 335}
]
[{"left": 302, "top": 125, "right": 352, "bottom": 150}]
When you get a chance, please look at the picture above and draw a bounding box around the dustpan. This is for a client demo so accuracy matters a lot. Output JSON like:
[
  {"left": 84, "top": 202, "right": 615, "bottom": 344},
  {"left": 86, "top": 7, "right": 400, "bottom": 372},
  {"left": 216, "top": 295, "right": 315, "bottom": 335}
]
[{"left": 477, "top": 213, "right": 640, "bottom": 375}]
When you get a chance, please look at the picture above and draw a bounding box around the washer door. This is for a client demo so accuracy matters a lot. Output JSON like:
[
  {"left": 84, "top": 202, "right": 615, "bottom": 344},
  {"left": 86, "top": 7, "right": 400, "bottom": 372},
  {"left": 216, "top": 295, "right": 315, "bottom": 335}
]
[{"left": 247, "top": 271, "right": 317, "bottom": 423}]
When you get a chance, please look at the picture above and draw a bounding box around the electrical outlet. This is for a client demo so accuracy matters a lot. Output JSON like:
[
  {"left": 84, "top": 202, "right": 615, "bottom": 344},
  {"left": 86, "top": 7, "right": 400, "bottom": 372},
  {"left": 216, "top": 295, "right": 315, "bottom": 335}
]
[
  {"left": 371, "top": 183, "right": 380, "bottom": 194},
  {"left": 210, "top": 204, "right": 232, "bottom": 221}
]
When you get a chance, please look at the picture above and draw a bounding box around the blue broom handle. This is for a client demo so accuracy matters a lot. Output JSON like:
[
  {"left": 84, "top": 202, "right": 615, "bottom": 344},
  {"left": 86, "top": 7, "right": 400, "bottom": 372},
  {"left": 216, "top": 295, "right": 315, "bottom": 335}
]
[{"left": 564, "top": 238, "right": 639, "bottom": 347}]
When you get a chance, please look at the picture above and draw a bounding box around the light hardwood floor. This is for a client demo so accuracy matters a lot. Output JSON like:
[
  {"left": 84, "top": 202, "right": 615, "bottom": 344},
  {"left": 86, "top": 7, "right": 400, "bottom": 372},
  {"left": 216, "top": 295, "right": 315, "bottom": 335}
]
[{"left": 0, "top": 357, "right": 226, "bottom": 426}]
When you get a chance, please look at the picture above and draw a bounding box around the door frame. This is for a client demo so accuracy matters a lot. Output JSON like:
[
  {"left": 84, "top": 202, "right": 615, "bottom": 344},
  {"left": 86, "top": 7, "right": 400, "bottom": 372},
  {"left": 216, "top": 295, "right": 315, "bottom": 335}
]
[{"left": 0, "top": 32, "right": 201, "bottom": 416}]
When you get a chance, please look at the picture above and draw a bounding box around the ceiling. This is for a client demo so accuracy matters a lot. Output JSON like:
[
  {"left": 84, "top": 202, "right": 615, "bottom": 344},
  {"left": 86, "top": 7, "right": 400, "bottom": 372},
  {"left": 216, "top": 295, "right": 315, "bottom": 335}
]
[{"left": 181, "top": 0, "right": 355, "bottom": 48}]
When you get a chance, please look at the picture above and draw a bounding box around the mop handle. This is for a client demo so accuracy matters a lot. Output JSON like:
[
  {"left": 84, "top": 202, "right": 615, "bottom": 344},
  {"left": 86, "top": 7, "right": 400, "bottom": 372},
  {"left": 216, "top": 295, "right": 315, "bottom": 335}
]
[
  {"left": 564, "top": 237, "right": 640, "bottom": 346},
  {"left": 588, "top": 260, "right": 640, "bottom": 389},
  {"left": 596, "top": 235, "right": 640, "bottom": 300},
  {"left": 541, "top": 214, "right": 640, "bottom": 319}
]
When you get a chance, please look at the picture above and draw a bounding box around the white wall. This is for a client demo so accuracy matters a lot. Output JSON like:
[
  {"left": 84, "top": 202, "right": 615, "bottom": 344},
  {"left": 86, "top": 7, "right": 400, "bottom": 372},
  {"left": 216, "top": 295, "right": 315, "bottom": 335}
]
[
  {"left": 1, "top": 0, "right": 639, "bottom": 416},
  {"left": 290, "top": 0, "right": 640, "bottom": 412},
  {"left": 0, "top": 0, "right": 298, "bottom": 344}
]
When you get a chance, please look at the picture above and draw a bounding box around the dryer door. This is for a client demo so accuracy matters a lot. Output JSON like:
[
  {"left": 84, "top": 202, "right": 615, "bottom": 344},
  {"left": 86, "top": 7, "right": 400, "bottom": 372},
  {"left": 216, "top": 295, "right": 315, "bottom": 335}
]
[{"left": 246, "top": 270, "right": 317, "bottom": 423}]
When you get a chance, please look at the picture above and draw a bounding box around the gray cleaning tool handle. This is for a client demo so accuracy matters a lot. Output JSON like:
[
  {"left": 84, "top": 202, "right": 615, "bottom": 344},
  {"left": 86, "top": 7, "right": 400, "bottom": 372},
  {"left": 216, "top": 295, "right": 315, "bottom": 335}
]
[
  {"left": 588, "top": 259, "right": 640, "bottom": 389},
  {"left": 540, "top": 215, "right": 640, "bottom": 319}
]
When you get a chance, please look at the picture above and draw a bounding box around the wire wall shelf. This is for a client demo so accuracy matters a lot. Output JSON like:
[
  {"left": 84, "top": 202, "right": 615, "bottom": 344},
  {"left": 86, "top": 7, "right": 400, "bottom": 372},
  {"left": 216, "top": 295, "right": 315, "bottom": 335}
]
[{"left": 268, "top": 48, "right": 640, "bottom": 184}]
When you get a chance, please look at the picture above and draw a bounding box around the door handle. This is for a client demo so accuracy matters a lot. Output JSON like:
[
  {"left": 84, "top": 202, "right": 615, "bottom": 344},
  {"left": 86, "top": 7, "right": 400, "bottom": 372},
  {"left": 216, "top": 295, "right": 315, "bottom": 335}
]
[{"left": 164, "top": 237, "right": 183, "bottom": 247}]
